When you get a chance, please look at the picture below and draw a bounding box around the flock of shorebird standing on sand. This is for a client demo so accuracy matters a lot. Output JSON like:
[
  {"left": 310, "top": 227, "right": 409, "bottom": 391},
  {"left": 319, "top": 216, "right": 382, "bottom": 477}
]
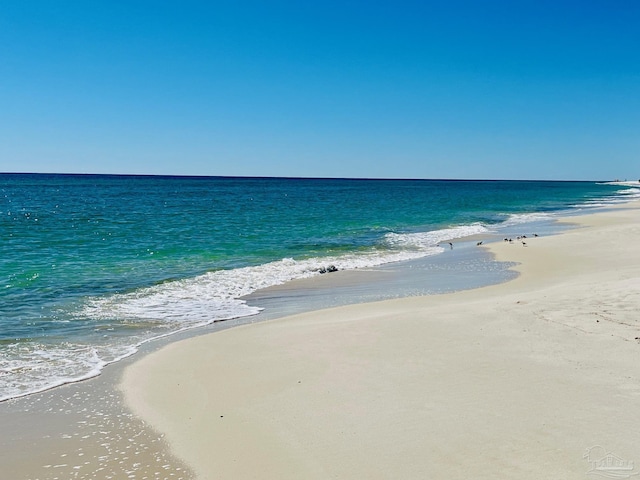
[
  {"left": 440, "top": 234, "right": 539, "bottom": 250},
  {"left": 500, "top": 233, "right": 539, "bottom": 247}
]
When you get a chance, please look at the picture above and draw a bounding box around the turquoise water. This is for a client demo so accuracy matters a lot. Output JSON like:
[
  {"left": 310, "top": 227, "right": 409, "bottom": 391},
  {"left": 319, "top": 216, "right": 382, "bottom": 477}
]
[{"left": 1, "top": 174, "right": 637, "bottom": 401}]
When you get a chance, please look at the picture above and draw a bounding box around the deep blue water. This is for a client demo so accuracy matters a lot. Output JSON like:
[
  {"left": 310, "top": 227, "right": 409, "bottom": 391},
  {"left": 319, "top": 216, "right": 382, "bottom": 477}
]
[{"left": 1, "top": 174, "right": 637, "bottom": 401}]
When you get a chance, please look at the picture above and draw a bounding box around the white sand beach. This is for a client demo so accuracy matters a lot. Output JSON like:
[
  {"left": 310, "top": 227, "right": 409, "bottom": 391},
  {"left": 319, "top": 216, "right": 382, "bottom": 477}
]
[{"left": 122, "top": 201, "right": 640, "bottom": 479}]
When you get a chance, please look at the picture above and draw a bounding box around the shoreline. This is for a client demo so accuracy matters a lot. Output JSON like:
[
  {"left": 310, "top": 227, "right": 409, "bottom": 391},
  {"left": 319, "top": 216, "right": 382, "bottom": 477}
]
[
  {"left": 0, "top": 190, "right": 623, "bottom": 405},
  {"left": 121, "top": 200, "right": 640, "bottom": 479}
]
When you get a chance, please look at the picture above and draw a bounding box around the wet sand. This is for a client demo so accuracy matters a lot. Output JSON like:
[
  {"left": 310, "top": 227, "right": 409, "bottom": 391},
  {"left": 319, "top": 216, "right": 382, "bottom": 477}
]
[{"left": 0, "top": 351, "right": 193, "bottom": 479}]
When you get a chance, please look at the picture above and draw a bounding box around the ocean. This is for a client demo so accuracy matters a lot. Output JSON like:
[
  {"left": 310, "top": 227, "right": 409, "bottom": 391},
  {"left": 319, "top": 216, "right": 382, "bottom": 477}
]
[{"left": 1, "top": 174, "right": 637, "bottom": 402}]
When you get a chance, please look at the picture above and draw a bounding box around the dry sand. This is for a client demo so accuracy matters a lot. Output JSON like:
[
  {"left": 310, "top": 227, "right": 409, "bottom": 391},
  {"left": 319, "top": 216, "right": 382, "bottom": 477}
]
[{"left": 122, "top": 201, "right": 640, "bottom": 479}]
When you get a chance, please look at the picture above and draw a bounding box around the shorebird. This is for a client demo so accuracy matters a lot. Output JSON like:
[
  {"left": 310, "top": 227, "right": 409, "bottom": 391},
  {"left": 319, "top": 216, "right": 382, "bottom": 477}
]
[{"left": 476, "top": 241, "right": 483, "bottom": 246}]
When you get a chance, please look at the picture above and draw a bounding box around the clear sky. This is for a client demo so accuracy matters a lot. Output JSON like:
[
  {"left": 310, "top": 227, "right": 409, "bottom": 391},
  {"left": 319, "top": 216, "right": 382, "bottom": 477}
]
[{"left": 1, "top": 1, "right": 638, "bottom": 180}]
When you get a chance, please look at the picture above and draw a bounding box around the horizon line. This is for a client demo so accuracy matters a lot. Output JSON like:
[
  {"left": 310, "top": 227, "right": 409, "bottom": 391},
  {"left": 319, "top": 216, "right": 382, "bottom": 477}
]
[{"left": 0, "top": 171, "right": 616, "bottom": 183}]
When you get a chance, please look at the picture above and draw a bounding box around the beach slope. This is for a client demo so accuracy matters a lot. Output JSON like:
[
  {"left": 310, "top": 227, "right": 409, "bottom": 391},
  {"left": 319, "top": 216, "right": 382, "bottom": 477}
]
[{"left": 122, "top": 203, "right": 640, "bottom": 479}]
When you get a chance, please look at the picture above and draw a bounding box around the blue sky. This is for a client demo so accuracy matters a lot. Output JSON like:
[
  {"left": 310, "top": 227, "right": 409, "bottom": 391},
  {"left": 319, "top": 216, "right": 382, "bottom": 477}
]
[{"left": 1, "top": 1, "right": 638, "bottom": 180}]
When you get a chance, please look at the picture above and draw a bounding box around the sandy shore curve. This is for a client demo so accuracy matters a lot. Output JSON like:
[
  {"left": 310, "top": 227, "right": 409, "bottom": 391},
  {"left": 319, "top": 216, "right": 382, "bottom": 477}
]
[{"left": 122, "top": 201, "right": 640, "bottom": 479}]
